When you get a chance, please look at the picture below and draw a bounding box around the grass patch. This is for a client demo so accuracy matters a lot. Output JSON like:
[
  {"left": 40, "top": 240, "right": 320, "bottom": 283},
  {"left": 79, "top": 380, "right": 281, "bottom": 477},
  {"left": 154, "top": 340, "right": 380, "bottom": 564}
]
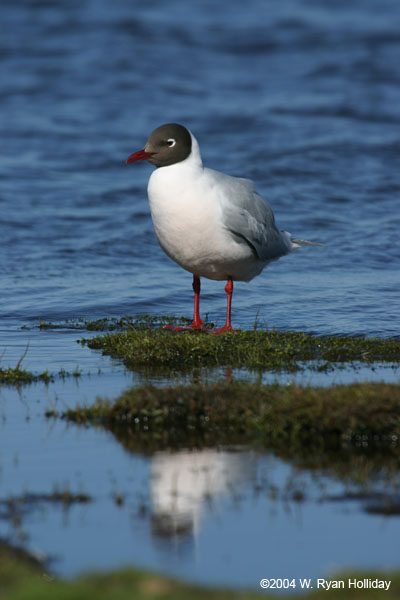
[
  {"left": 50, "top": 381, "right": 400, "bottom": 489},
  {"left": 1, "top": 540, "right": 400, "bottom": 599},
  {"left": 0, "top": 343, "right": 53, "bottom": 385},
  {"left": 0, "top": 366, "right": 52, "bottom": 385},
  {"left": 52, "top": 381, "right": 400, "bottom": 454},
  {"left": 0, "top": 366, "right": 83, "bottom": 386},
  {"left": 0, "top": 342, "right": 81, "bottom": 386},
  {"left": 81, "top": 327, "right": 400, "bottom": 372}
]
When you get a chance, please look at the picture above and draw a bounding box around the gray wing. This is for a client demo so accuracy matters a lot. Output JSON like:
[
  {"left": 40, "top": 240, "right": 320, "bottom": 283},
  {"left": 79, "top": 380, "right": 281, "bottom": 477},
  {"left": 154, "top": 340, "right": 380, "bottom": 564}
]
[{"left": 207, "top": 169, "right": 291, "bottom": 261}]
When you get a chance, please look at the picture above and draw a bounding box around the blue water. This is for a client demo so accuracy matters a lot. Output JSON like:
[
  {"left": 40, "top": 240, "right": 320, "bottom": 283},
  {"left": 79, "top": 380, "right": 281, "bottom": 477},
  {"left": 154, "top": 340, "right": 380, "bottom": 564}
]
[
  {"left": 1, "top": 0, "right": 400, "bottom": 592},
  {"left": 1, "top": 0, "right": 399, "bottom": 335}
]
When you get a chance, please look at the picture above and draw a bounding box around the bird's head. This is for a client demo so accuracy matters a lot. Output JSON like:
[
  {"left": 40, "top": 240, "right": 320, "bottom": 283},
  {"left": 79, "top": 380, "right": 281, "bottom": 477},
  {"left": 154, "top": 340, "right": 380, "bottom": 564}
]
[{"left": 126, "top": 123, "right": 192, "bottom": 168}]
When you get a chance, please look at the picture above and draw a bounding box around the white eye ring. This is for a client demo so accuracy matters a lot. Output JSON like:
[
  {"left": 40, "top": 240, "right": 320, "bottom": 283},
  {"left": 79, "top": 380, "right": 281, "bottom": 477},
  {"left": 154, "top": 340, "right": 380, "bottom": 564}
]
[{"left": 167, "top": 138, "right": 176, "bottom": 147}]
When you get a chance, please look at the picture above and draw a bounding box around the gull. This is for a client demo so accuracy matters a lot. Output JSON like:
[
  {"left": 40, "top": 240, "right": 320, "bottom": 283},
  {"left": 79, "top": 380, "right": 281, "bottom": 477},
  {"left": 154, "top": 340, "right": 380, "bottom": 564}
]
[{"left": 126, "top": 123, "right": 322, "bottom": 333}]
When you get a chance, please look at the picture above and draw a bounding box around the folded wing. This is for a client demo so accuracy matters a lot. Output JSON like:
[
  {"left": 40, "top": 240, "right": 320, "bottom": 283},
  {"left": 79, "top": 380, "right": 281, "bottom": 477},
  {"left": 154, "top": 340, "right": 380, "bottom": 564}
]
[{"left": 206, "top": 169, "right": 293, "bottom": 262}]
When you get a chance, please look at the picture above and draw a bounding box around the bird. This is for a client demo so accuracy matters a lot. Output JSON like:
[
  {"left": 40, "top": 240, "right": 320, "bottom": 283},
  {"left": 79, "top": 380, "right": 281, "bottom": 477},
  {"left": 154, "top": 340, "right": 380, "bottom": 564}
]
[{"left": 126, "top": 123, "right": 322, "bottom": 334}]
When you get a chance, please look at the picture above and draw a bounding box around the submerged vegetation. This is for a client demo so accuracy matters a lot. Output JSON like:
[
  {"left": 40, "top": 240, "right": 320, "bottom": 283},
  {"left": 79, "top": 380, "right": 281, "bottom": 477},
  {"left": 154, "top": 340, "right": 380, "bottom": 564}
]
[
  {"left": 31, "top": 314, "right": 193, "bottom": 331},
  {"left": 1, "top": 490, "right": 92, "bottom": 545},
  {"left": 1, "top": 489, "right": 91, "bottom": 515}
]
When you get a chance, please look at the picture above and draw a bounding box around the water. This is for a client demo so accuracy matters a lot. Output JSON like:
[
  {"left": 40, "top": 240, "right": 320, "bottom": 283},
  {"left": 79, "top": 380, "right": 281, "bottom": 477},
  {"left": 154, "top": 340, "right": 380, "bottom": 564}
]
[
  {"left": 2, "top": 0, "right": 399, "bottom": 335},
  {"left": 2, "top": 381, "right": 400, "bottom": 590},
  {"left": 1, "top": 0, "right": 400, "bottom": 592}
]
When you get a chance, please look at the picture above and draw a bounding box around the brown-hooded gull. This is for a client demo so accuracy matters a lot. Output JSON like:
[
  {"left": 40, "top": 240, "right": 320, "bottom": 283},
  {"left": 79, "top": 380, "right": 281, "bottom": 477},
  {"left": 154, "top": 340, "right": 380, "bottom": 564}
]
[{"left": 126, "top": 123, "right": 322, "bottom": 333}]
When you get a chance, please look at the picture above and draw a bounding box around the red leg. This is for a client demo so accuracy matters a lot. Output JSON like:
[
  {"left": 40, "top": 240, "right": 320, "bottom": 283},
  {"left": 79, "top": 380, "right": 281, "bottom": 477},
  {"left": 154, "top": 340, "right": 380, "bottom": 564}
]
[
  {"left": 164, "top": 275, "right": 205, "bottom": 331},
  {"left": 191, "top": 275, "right": 204, "bottom": 329},
  {"left": 212, "top": 277, "right": 236, "bottom": 334}
]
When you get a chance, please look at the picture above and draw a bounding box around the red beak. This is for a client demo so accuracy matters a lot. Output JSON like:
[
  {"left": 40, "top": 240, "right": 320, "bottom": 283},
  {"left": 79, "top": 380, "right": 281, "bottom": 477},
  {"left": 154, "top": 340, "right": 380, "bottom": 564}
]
[{"left": 126, "top": 149, "right": 154, "bottom": 164}]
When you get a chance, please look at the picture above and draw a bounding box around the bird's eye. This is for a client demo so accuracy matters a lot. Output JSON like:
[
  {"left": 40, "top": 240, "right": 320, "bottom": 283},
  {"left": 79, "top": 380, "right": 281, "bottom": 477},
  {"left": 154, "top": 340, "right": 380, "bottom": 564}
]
[{"left": 166, "top": 138, "right": 176, "bottom": 147}]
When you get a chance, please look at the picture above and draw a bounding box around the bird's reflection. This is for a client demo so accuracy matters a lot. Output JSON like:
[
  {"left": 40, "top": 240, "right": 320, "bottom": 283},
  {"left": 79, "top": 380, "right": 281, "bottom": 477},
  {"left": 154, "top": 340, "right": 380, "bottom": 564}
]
[{"left": 150, "top": 448, "right": 255, "bottom": 541}]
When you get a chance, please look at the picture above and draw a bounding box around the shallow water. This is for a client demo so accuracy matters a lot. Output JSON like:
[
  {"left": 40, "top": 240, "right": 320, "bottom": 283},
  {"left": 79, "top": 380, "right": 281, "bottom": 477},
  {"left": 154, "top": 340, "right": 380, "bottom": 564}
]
[
  {"left": 1, "top": 0, "right": 400, "bottom": 592},
  {"left": 2, "top": 378, "right": 400, "bottom": 591},
  {"left": 1, "top": 0, "right": 399, "bottom": 336}
]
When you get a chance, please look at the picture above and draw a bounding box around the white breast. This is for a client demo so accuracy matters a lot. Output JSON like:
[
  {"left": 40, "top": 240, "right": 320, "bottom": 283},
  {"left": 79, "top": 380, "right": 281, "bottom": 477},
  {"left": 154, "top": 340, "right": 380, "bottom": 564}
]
[{"left": 147, "top": 141, "right": 263, "bottom": 282}]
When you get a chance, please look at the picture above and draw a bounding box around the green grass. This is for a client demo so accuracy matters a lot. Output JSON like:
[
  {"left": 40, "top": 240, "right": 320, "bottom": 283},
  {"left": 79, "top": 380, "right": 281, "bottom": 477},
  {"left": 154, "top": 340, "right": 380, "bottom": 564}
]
[
  {"left": 49, "top": 381, "right": 400, "bottom": 455},
  {"left": 0, "top": 366, "right": 83, "bottom": 386},
  {"left": 46, "top": 381, "right": 400, "bottom": 491},
  {"left": 0, "top": 366, "right": 52, "bottom": 385},
  {"left": 25, "top": 314, "right": 400, "bottom": 372},
  {"left": 1, "top": 541, "right": 400, "bottom": 600},
  {"left": 81, "top": 327, "right": 400, "bottom": 372}
]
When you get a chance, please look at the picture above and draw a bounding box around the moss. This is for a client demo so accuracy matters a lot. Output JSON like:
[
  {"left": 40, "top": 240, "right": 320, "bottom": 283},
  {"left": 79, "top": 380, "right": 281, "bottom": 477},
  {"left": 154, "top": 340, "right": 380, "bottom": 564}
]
[
  {"left": 81, "top": 327, "right": 400, "bottom": 372},
  {"left": 55, "top": 382, "right": 400, "bottom": 455}
]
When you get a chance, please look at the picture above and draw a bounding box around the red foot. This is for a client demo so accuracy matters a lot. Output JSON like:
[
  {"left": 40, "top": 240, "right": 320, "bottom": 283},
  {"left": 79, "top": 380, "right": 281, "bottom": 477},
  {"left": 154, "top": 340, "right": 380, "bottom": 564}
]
[
  {"left": 192, "top": 316, "right": 204, "bottom": 328},
  {"left": 210, "top": 324, "right": 236, "bottom": 335},
  {"left": 210, "top": 278, "right": 236, "bottom": 334},
  {"left": 164, "top": 318, "right": 205, "bottom": 332},
  {"left": 164, "top": 275, "right": 206, "bottom": 332}
]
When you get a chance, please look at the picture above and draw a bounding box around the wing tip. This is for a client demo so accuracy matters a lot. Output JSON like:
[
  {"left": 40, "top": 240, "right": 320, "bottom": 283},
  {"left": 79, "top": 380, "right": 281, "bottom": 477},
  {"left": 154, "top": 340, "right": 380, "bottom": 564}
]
[{"left": 291, "top": 238, "right": 326, "bottom": 247}]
